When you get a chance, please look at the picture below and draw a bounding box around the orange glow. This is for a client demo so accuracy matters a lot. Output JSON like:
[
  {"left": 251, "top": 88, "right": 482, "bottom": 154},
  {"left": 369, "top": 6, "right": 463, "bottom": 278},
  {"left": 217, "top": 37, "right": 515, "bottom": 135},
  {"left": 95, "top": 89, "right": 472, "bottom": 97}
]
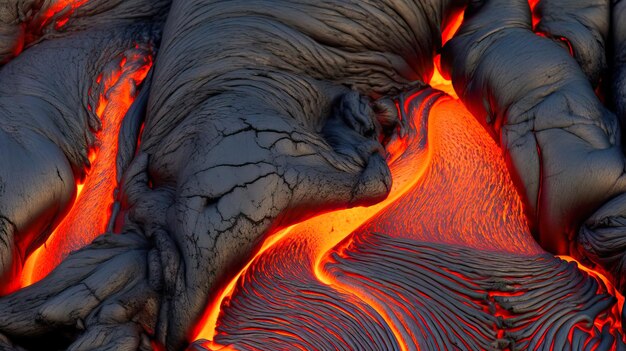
[
  {"left": 429, "top": 64, "right": 457, "bottom": 98},
  {"left": 310, "top": 93, "right": 541, "bottom": 347},
  {"left": 528, "top": 0, "right": 541, "bottom": 29},
  {"left": 558, "top": 256, "right": 624, "bottom": 333},
  {"left": 195, "top": 92, "right": 624, "bottom": 349},
  {"left": 35, "top": 0, "right": 88, "bottom": 30},
  {"left": 188, "top": 10, "right": 619, "bottom": 347},
  {"left": 193, "top": 82, "right": 623, "bottom": 350},
  {"left": 10, "top": 0, "right": 89, "bottom": 58},
  {"left": 186, "top": 15, "right": 622, "bottom": 345},
  {"left": 191, "top": 226, "right": 296, "bottom": 349},
  {"left": 442, "top": 10, "right": 464, "bottom": 47},
  {"left": 433, "top": 8, "right": 464, "bottom": 84},
  {"left": 194, "top": 75, "right": 540, "bottom": 349},
  {"left": 20, "top": 50, "right": 152, "bottom": 287},
  {"left": 566, "top": 259, "right": 624, "bottom": 349}
]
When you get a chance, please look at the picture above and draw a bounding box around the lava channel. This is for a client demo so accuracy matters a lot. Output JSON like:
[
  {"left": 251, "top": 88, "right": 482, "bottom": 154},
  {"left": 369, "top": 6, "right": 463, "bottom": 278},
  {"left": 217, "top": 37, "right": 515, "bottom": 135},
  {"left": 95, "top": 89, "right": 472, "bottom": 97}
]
[{"left": 19, "top": 47, "right": 153, "bottom": 287}]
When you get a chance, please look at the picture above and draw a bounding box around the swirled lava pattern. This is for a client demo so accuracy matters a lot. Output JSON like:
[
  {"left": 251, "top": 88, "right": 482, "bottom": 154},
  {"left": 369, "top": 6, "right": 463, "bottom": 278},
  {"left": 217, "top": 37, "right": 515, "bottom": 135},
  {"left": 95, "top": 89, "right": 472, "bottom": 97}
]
[{"left": 192, "top": 83, "right": 624, "bottom": 350}]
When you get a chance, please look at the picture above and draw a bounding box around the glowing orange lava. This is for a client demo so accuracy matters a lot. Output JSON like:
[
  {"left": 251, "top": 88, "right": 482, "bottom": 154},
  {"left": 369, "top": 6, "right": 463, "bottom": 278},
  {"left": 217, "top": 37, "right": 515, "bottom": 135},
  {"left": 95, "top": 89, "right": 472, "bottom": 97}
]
[
  {"left": 528, "top": 0, "right": 541, "bottom": 29},
  {"left": 191, "top": 225, "right": 296, "bottom": 347},
  {"left": 442, "top": 8, "right": 464, "bottom": 47},
  {"left": 433, "top": 8, "right": 464, "bottom": 88},
  {"left": 20, "top": 49, "right": 152, "bottom": 287},
  {"left": 36, "top": 0, "right": 89, "bottom": 30},
  {"left": 12, "top": 0, "right": 91, "bottom": 59},
  {"left": 430, "top": 64, "right": 457, "bottom": 98}
]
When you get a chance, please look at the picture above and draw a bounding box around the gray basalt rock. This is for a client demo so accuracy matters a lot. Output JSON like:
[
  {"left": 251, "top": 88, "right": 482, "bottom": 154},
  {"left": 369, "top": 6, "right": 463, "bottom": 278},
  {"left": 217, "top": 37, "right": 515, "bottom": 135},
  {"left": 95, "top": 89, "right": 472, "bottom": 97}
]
[
  {"left": 441, "top": 0, "right": 626, "bottom": 255},
  {"left": 534, "top": 0, "right": 610, "bottom": 86},
  {"left": 613, "top": 0, "right": 626, "bottom": 135}
]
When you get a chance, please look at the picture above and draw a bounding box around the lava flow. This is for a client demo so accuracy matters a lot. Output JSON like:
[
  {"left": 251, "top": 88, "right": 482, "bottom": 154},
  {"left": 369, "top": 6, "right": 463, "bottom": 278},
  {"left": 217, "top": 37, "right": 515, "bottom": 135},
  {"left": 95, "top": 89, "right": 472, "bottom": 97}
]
[
  {"left": 19, "top": 48, "right": 152, "bottom": 287},
  {"left": 12, "top": 0, "right": 89, "bottom": 59},
  {"left": 192, "top": 67, "right": 624, "bottom": 350},
  {"left": 33, "top": 0, "right": 89, "bottom": 30}
]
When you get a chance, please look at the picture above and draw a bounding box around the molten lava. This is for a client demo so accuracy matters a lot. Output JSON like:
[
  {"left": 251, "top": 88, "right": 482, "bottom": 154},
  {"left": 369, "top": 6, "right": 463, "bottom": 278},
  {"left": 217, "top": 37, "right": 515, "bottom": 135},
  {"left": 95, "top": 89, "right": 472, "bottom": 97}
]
[
  {"left": 35, "top": 0, "right": 89, "bottom": 30},
  {"left": 20, "top": 48, "right": 152, "bottom": 287},
  {"left": 432, "top": 5, "right": 464, "bottom": 92},
  {"left": 13, "top": 0, "right": 90, "bottom": 59},
  {"left": 528, "top": 0, "right": 541, "bottom": 29}
]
